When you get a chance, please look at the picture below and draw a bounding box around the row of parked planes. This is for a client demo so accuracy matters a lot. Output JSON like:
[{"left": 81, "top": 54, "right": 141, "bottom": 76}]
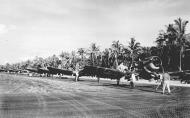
[
  {"left": 0, "top": 56, "right": 190, "bottom": 84},
  {"left": 0, "top": 66, "right": 132, "bottom": 84}
]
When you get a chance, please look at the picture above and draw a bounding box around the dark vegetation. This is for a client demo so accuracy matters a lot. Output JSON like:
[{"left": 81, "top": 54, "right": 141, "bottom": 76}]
[{"left": 1, "top": 18, "right": 190, "bottom": 72}]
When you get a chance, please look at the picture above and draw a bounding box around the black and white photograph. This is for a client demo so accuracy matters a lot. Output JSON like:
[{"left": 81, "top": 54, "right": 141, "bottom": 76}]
[{"left": 0, "top": 0, "right": 190, "bottom": 118}]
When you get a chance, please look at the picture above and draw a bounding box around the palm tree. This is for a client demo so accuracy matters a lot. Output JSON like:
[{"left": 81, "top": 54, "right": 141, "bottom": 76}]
[
  {"left": 32, "top": 56, "right": 45, "bottom": 68},
  {"left": 77, "top": 48, "right": 85, "bottom": 62},
  {"left": 47, "top": 55, "right": 60, "bottom": 68},
  {"left": 21, "top": 60, "right": 31, "bottom": 69},
  {"left": 124, "top": 38, "right": 141, "bottom": 69},
  {"left": 59, "top": 51, "right": 70, "bottom": 69},
  {"left": 88, "top": 43, "right": 100, "bottom": 66},
  {"left": 155, "top": 23, "right": 183, "bottom": 71},
  {"left": 156, "top": 30, "right": 167, "bottom": 47},
  {"left": 156, "top": 28, "right": 172, "bottom": 71},
  {"left": 101, "top": 48, "right": 110, "bottom": 67},
  {"left": 173, "top": 18, "right": 189, "bottom": 71},
  {"left": 166, "top": 24, "right": 177, "bottom": 45},
  {"left": 140, "top": 46, "right": 151, "bottom": 60},
  {"left": 70, "top": 51, "right": 77, "bottom": 68},
  {"left": 59, "top": 51, "right": 70, "bottom": 60},
  {"left": 111, "top": 40, "right": 123, "bottom": 69}
]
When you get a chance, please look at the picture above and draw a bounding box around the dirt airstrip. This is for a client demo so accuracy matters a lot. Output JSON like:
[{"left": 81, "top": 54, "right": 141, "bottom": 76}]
[{"left": 0, "top": 73, "right": 190, "bottom": 118}]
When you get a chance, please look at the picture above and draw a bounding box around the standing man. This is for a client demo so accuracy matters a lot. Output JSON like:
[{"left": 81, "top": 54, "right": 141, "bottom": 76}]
[
  {"left": 156, "top": 72, "right": 171, "bottom": 94},
  {"left": 130, "top": 69, "right": 136, "bottom": 88},
  {"left": 162, "top": 73, "right": 171, "bottom": 94},
  {"left": 74, "top": 62, "right": 80, "bottom": 82}
]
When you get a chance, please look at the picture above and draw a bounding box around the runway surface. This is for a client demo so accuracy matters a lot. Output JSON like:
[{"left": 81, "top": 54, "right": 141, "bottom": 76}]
[{"left": 0, "top": 74, "right": 190, "bottom": 118}]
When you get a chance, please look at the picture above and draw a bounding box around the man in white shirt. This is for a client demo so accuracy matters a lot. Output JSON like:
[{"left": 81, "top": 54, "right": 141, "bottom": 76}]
[
  {"left": 162, "top": 73, "right": 171, "bottom": 94},
  {"left": 155, "top": 73, "right": 171, "bottom": 94},
  {"left": 74, "top": 63, "right": 80, "bottom": 82},
  {"left": 130, "top": 70, "right": 136, "bottom": 88}
]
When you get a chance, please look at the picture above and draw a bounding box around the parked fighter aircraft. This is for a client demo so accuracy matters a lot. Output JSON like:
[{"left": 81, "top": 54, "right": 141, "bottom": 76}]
[
  {"left": 78, "top": 65, "right": 130, "bottom": 85},
  {"left": 38, "top": 68, "right": 50, "bottom": 74}
]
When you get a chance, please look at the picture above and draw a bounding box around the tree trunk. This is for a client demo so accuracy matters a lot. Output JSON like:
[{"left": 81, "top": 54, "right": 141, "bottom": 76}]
[
  {"left": 179, "top": 50, "right": 182, "bottom": 71},
  {"left": 117, "top": 79, "right": 120, "bottom": 85},
  {"left": 130, "top": 51, "right": 134, "bottom": 69},
  {"left": 81, "top": 53, "right": 84, "bottom": 63},
  {"left": 179, "top": 46, "right": 184, "bottom": 71},
  {"left": 75, "top": 71, "right": 79, "bottom": 82},
  {"left": 115, "top": 54, "right": 118, "bottom": 69},
  {"left": 91, "top": 53, "right": 95, "bottom": 66},
  {"left": 131, "top": 56, "right": 134, "bottom": 69},
  {"left": 75, "top": 75, "right": 78, "bottom": 82},
  {"left": 97, "top": 77, "right": 100, "bottom": 83}
]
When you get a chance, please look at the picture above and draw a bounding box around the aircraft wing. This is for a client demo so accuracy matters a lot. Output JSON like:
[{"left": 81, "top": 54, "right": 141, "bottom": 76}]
[
  {"left": 26, "top": 68, "right": 39, "bottom": 73},
  {"left": 79, "top": 66, "right": 129, "bottom": 79},
  {"left": 47, "top": 67, "right": 73, "bottom": 75},
  {"left": 38, "top": 68, "right": 50, "bottom": 74}
]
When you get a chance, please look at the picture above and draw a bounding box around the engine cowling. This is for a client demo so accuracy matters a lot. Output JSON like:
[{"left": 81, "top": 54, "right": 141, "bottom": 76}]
[
  {"left": 144, "top": 56, "right": 162, "bottom": 71},
  {"left": 139, "top": 56, "right": 163, "bottom": 80}
]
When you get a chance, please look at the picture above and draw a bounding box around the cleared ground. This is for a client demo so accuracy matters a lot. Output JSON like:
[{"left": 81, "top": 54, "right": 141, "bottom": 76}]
[{"left": 0, "top": 74, "right": 190, "bottom": 118}]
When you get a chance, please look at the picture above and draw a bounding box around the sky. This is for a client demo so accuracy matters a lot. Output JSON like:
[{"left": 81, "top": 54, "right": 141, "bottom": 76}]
[{"left": 0, "top": 0, "right": 190, "bottom": 64}]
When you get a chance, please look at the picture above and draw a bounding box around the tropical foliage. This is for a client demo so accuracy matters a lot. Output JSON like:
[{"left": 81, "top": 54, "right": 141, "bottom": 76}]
[{"left": 1, "top": 18, "right": 190, "bottom": 72}]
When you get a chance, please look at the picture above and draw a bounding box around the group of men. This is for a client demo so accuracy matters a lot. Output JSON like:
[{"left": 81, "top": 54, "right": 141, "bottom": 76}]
[{"left": 117, "top": 62, "right": 171, "bottom": 94}]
